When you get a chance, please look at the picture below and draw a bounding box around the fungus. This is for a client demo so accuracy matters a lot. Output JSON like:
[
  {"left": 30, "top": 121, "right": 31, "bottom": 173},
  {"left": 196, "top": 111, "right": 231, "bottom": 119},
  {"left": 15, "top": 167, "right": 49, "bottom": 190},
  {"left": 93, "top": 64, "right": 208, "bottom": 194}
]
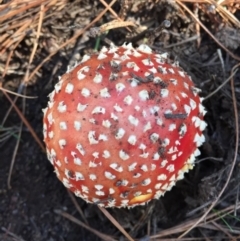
[{"left": 43, "top": 43, "right": 207, "bottom": 208}]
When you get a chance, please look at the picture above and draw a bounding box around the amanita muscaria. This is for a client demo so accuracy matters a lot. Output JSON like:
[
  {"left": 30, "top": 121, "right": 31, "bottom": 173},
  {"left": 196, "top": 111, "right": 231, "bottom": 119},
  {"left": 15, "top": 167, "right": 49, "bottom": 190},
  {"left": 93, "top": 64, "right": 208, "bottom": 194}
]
[{"left": 43, "top": 43, "right": 207, "bottom": 208}]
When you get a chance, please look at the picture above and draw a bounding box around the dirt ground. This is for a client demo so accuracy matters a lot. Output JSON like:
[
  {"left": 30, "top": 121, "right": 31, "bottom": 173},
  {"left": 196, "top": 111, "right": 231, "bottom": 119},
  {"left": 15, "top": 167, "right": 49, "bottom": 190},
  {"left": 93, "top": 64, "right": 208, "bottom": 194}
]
[{"left": 0, "top": 1, "right": 240, "bottom": 241}]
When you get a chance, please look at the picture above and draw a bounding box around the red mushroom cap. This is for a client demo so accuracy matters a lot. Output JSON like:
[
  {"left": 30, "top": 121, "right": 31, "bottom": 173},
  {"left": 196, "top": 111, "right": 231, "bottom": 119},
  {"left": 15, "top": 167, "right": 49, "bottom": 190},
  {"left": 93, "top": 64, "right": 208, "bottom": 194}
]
[{"left": 43, "top": 43, "right": 207, "bottom": 208}]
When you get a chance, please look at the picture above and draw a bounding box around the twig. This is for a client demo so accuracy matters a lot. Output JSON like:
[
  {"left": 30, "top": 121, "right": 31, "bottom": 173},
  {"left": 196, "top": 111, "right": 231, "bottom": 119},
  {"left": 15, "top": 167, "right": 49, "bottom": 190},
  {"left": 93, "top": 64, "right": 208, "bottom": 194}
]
[
  {"left": 27, "top": 0, "right": 118, "bottom": 82},
  {"left": 204, "top": 68, "right": 238, "bottom": 100},
  {"left": 0, "top": 86, "right": 37, "bottom": 99},
  {"left": 98, "top": 206, "right": 135, "bottom": 241},
  {"left": 1, "top": 227, "right": 26, "bottom": 241},
  {"left": 178, "top": 62, "right": 240, "bottom": 239},
  {"left": 2, "top": 91, "right": 45, "bottom": 152},
  {"left": 176, "top": 0, "right": 240, "bottom": 61},
  {"left": 7, "top": 121, "right": 23, "bottom": 189},
  {"left": 67, "top": 190, "right": 89, "bottom": 225},
  {"left": 150, "top": 204, "right": 240, "bottom": 239},
  {"left": 54, "top": 209, "right": 117, "bottom": 241},
  {"left": 23, "top": 3, "right": 45, "bottom": 84}
]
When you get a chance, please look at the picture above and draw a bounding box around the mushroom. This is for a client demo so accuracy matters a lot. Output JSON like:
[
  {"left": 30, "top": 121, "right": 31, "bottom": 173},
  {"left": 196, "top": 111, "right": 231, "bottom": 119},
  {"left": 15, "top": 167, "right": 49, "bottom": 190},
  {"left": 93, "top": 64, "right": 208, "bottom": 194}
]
[{"left": 43, "top": 43, "right": 207, "bottom": 208}]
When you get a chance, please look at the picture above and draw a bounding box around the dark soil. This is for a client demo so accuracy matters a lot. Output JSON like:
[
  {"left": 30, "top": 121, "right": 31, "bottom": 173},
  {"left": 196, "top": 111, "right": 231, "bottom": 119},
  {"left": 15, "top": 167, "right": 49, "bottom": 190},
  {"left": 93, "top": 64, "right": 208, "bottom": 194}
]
[{"left": 0, "top": 1, "right": 240, "bottom": 241}]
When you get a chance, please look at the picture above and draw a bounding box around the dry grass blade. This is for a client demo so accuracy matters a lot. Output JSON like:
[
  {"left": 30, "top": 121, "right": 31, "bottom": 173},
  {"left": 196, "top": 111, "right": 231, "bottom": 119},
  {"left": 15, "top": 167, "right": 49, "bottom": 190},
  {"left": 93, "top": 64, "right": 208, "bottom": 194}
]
[
  {"left": 207, "top": 204, "right": 240, "bottom": 224},
  {"left": 0, "top": 19, "right": 32, "bottom": 55},
  {"left": 98, "top": 206, "right": 135, "bottom": 241},
  {"left": 0, "top": 0, "right": 64, "bottom": 55},
  {"left": 54, "top": 209, "right": 117, "bottom": 241},
  {"left": 1, "top": 1, "right": 50, "bottom": 157},
  {"left": 0, "top": 126, "right": 19, "bottom": 143},
  {"left": 67, "top": 190, "right": 89, "bottom": 225},
  {"left": 204, "top": 68, "right": 238, "bottom": 100},
  {"left": 210, "top": 0, "right": 240, "bottom": 27},
  {"left": 99, "top": 0, "right": 133, "bottom": 32},
  {"left": 178, "top": 0, "right": 240, "bottom": 27},
  {"left": 178, "top": 63, "right": 240, "bottom": 238},
  {"left": 2, "top": 91, "right": 45, "bottom": 152},
  {"left": 100, "top": 0, "right": 126, "bottom": 21},
  {"left": 0, "top": 0, "right": 46, "bottom": 22},
  {"left": 27, "top": 0, "right": 118, "bottom": 82},
  {"left": 199, "top": 222, "right": 240, "bottom": 235},
  {"left": 4, "top": 4, "right": 45, "bottom": 186},
  {"left": 1, "top": 34, "right": 25, "bottom": 78},
  {"left": 153, "top": 238, "right": 222, "bottom": 241},
  {"left": 0, "top": 86, "right": 37, "bottom": 99},
  {"left": 7, "top": 121, "right": 22, "bottom": 189},
  {"left": 211, "top": 221, "right": 236, "bottom": 240},
  {"left": 23, "top": 3, "right": 44, "bottom": 84},
  {"left": 176, "top": 0, "right": 240, "bottom": 61},
  {"left": 1, "top": 227, "right": 26, "bottom": 241},
  {"left": 150, "top": 204, "right": 240, "bottom": 239}
]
